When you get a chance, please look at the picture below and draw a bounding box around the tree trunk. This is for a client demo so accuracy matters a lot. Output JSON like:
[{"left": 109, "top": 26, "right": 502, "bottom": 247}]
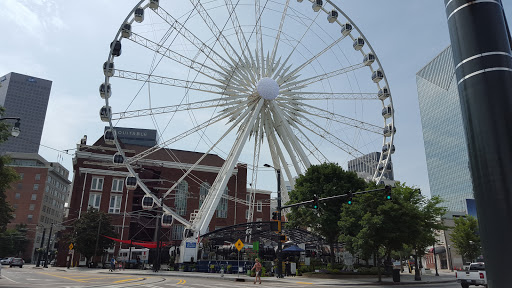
[
  {"left": 414, "top": 250, "right": 421, "bottom": 281},
  {"left": 329, "top": 242, "right": 335, "bottom": 265}
]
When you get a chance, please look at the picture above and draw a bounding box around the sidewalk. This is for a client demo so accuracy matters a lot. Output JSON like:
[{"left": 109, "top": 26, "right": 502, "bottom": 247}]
[{"left": 43, "top": 265, "right": 456, "bottom": 286}]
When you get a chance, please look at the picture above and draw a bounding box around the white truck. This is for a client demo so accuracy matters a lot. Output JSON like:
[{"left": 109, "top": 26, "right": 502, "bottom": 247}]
[{"left": 456, "top": 262, "right": 487, "bottom": 288}]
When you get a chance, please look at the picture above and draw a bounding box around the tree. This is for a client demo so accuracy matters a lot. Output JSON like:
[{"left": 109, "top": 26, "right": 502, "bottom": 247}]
[
  {"left": 71, "top": 208, "right": 117, "bottom": 265},
  {"left": 450, "top": 216, "right": 481, "bottom": 263},
  {"left": 286, "top": 163, "right": 367, "bottom": 264},
  {"left": 0, "top": 224, "right": 29, "bottom": 258},
  {"left": 339, "top": 182, "right": 447, "bottom": 281}
]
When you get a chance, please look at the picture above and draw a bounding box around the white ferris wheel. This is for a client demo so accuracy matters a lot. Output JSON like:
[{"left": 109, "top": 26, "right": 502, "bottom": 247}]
[{"left": 100, "top": 0, "right": 395, "bottom": 243}]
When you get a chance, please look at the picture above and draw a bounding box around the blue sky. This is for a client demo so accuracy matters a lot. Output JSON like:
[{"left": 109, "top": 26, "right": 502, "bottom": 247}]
[{"left": 0, "top": 0, "right": 510, "bottom": 198}]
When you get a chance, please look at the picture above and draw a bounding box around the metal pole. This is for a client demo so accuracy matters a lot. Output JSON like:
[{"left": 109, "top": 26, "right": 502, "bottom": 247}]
[
  {"left": 36, "top": 228, "right": 46, "bottom": 267},
  {"left": 153, "top": 199, "right": 162, "bottom": 272},
  {"left": 93, "top": 213, "right": 102, "bottom": 266},
  {"left": 44, "top": 224, "right": 53, "bottom": 268},
  {"left": 444, "top": 1, "right": 512, "bottom": 286},
  {"left": 433, "top": 242, "right": 439, "bottom": 276},
  {"left": 276, "top": 169, "right": 283, "bottom": 278}
]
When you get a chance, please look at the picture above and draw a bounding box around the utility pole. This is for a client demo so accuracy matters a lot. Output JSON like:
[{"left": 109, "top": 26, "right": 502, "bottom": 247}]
[
  {"left": 44, "top": 223, "right": 53, "bottom": 268},
  {"left": 36, "top": 227, "right": 46, "bottom": 267},
  {"left": 276, "top": 169, "right": 283, "bottom": 279},
  {"left": 444, "top": 1, "right": 512, "bottom": 286}
]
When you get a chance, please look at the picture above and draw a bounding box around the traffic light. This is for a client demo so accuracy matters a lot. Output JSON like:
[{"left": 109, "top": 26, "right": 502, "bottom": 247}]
[
  {"left": 385, "top": 185, "right": 392, "bottom": 200},
  {"left": 347, "top": 191, "right": 353, "bottom": 205},
  {"left": 279, "top": 235, "right": 287, "bottom": 242},
  {"left": 313, "top": 195, "right": 319, "bottom": 209},
  {"left": 272, "top": 211, "right": 278, "bottom": 220},
  {"left": 270, "top": 220, "right": 281, "bottom": 232}
]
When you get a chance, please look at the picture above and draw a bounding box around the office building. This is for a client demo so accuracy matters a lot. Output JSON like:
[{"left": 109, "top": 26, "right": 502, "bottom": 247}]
[
  {"left": 416, "top": 46, "right": 474, "bottom": 212},
  {"left": 0, "top": 72, "right": 52, "bottom": 154},
  {"left": 347, "top": 152, "right": 394, "bottom": 181},
  {"left": 5, "top": 153, "right": 71, "bottom": 262}
]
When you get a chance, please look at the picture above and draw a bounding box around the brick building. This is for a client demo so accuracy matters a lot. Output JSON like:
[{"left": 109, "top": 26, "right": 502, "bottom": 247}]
[
  {"left": 5, "top": 152, "right": 71, "bottom": 262},
  {"left": 58, "top": 129, "right": 270, "bottom": 266}
]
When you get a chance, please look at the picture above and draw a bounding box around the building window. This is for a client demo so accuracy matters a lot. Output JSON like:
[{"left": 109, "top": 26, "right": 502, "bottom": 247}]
[
  {"left": 19, "top": 173, "right": 24, "bottom": 180},
  {"left": 199, "top": 182, "right": 210, "bottom": 208},
  {"left": 111, "top": 178, "right": 124, "bottom": 192},
  {"left": 17, "top": 183, "right": 22, "bottom": 190},
  {"left": 33, "top": 184, "right": 39, "bottom": 190},
  {"left": 216, "top": 187, "right": 228, "bottom": 218},
  {"left": 88, "top": 193, "right": 102, "bottom": 209},
  {"left": 27, "top": 215, "right": 33, "bottom": 222},
  {"left": 13, "top": 204, "right": 18, "bottom": 210},
  {"left": 245, "top": 209, "right": 249, "bottom": 220},
  {"left": 172, "top": 225, "right": 184, "bottom": 240},
  {"left": 174, "top": 180, "right": 188, "bottom": 216},
  {"left": 29, "top": 204, "right": 35, "bottom": 210},
  {"left": 45, "top": 186, "right": 49, "bottom": 192},
  {"left": 91, "top": 177, "right": 104, "bottom": 191},
  {"left": 31, "top": 194, "right": 37, "bottom": 200},
  {"left": 257, "top": 201, "right": 262, "bottom": 212},
  {"left": 47, "top": 175, "right": 52, "bottom": 183},
  {"left": 35, "top": 174, "right": 41, "bottom": 180},
  {"left": 15, "top": 193, "right": 20, "bottom": 199},
  {"left": 109, "top": 194, "right": 122, "bottom": 214}
]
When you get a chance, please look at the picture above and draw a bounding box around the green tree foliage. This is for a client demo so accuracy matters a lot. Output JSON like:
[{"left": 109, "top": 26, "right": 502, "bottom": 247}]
[
  {"left": 71, "top": 208, "right": 117, "bottom": 263},
  {"left": 286, "top": 163, "right": 367, "bottom": 264},
  {"left": 339, "top": 182, "right": 447, "bottom": 281},
  {"left": 0, "top": 224, "right": 29, "bottom": 258},
  {"left": 450, "top": 216, "right": 481, "bottom": 263}
]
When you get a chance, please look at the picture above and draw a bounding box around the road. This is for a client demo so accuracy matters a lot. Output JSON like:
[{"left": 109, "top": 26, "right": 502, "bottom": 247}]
[{"left": 0, "top": 266, "right": 460, "bottom": 288}]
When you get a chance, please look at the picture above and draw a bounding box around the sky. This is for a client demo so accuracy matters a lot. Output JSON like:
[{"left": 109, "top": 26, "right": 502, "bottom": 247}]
[{"left": 0, "top": 0, "right": 511, "bottom": 199}]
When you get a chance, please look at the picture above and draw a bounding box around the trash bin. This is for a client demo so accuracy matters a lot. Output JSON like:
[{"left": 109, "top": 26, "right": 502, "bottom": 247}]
[{"left": 392, "top": 269, "right": 400, "bottom": 282}]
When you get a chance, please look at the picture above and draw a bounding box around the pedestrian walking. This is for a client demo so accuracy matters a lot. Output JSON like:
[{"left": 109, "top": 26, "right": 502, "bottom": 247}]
[
  {"left": 251, "top": 258, "right": 262, "bottom": 284},
  {"left": 110, "top": 257, "right": 117, "bottom": 272}
]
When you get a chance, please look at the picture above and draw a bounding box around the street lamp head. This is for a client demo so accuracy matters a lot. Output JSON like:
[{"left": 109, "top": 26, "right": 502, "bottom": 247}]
[
  {"left": 263, "top": 163, "right": 272, "bottom": 168},
  {"left": 11, "top": 119, "right": 20, "bottom": 137}
]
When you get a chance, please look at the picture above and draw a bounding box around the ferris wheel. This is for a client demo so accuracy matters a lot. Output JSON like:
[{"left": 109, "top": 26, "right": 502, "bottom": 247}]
[{"left": 100, "top": 0, "right": 395, "bottom": 240}]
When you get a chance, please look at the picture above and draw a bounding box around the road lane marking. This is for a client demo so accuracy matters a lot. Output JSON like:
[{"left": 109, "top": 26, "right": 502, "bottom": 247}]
[
  {"left": 38, "top": 272, "right": 88, "bottom": 283},
  {"left": 113, "top": 277, "right": 145, "bottom": 283},
  {"left": 296, "top": 282, "right": 313, "bottom": 285},
  {"left": 0, "top": 274, "right": 17, "bottom": 283}
]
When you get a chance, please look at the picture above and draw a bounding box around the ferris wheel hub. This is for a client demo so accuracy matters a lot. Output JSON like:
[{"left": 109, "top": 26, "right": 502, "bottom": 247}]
[{"left": 257, "top": 77, "right": 279, "bottom": 100}]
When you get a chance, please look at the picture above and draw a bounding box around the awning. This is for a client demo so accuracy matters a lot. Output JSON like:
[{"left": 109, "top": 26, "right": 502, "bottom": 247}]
[
  {"left": 429, "top": 246, "right": 446, "bottom": 254},
  {"left": 282, "top": 245, "right": 305, "bottom": 253}
]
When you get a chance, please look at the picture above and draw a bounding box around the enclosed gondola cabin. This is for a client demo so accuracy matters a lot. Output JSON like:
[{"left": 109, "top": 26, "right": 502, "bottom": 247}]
[
  {"left": 383, "top": 124, "right": 396, "bottom": 137},
  {"left": 382, "top": 106, "right": 392, "bottom": 119},
  {"left": 142, "top": 195, "right": 154, "bottom": 210},
  {"left": 341, "top": 23, "right": 353, "bottom": 36},
  {"left": 149, "top": 0, "right": 159, "bottom": 9},
  {"left": 327, "top": 10, "right": 338, "bottom": 23},
  {"left": 297, "top": 0, "right": 303, "bottom": 2},
  {"left": 371, "top": 69, "right": 384, "bottom": 83},
  {"left": 113, "top": 153, "right": 124, "bottom": 164},
  {"left": 161, "top": 213, "right": 173, "bottom": 227},
  {"left": 99, "top": 83, "right": 111, "bottom": 99},
  {"left": 382, "top": 143, "right": 395, "bottom": 155},
  {"left": 378, "top": 87, "right": 390, "bottom": 100},
  {"left": 363, "top": 53, "right": 375, "bottom": 66},
  {"left": 353, "top": 37, "right": 364, "bottom": 51},
  {"left": 312, "top": 0, "right": 323, "bottom": 12},
  {"left": 121, "top": 23, "right": 132, "bottom": 38},
  {"left": 125, "top": 176, "right": 137, "bottom": 190},
  {"left": 110, "top": 41, "right": 122, "bottom": 57},
  {"left": 100, "top": 106, "right": 112, "bottom": 122},
  {"left": 103, "top": 62, "right": 115, "bottom": 77},
  {"left": 104, "top": 129, "right": 115, "bottom": 145},
  {"left": 134, "top": 7, "right": 144, "bottom": 23}
]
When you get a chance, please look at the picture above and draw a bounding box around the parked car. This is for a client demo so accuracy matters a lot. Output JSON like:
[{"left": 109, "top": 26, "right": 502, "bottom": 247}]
[
  {"left": 1, "top": 257, "right": 13, "bottom": 265},
  {"left": 456, "top": 262, "right": 487, "bottom": 288},
  {"left": 9, "top": 258, "right": 24, "bottom": 268}
]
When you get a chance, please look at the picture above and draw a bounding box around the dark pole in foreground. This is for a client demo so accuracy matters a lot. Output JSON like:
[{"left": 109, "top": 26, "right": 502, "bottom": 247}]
[
  {"left": 276, "top": 169, "right": 283, "bottom": 278},
  {"left": 44, "top": 224, "right": 53, "bottom": 268},
  {"left": 36, "top": 228, "right": 46, "bottom": 267},
  {"left": 153, "top": 199, "right": 162, "bottom": 272},
  {"left": 444, "top": 1, "right": 512, "bottom": 287},
  {"left": 433, "top": 243, "right": 439, "bottom": 276}
]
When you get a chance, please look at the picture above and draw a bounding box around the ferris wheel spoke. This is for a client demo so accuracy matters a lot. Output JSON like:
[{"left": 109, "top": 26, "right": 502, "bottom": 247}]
[
  {"left": 264, "top": 117, "right": 296, "bottom": 191},
  {"left": 160, "top": 100, "right": 261, "bottom": 200},
  {"left": 223, "top": 0, "right": 256, "bottom": 67},
  {"left": 128, "top": 32, "right": 232, "bottom": 85},
  {"left": 278, "top": 92, "right": 378, "bottom": 101},
  {"left": 278, "top": 35, "right": 348, "bottom": 85},
  {"left": 127, "top": 101, "right": 254, "bottom": 164},
  {"left": 280, "top": 62, "right": 366, "bottom": 91},
  {"left": 111, "top": 96, "right": 249, "bottom": 120},
  {"left": 269, "top": 0, "right": 291, "bottom": 75},
  {"left": 112, "top": 69, "right": 243, "bottom": 97},
  {"left": 153, "top": 6, "right": 242, "bottom": 75},
  {"left": 281, "top": 115, "right": 329, "bottom": 163},
  {"left": 281, "top": 100, "right": 382, "bottom": 135}
]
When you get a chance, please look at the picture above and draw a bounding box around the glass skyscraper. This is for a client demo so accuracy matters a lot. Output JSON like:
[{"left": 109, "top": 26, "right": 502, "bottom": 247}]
[
  {"left": 416, "top": 46, "right": 473, "bottom": 212},
  {"left": 0, "top": 72, "right": 52, "bottom": 154}
]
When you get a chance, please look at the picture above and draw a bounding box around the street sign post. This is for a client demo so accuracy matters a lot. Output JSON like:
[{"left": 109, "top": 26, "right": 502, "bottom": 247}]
[
  {"left": 69, "top": 243, "right": 74, "bottom": 250},
  {"left": 235, "top": 239, "right": 244, "bottom": 278}
]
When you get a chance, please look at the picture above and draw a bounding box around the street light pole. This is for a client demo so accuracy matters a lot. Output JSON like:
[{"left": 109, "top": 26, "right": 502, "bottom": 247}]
[
  {"left": 44, "top": 223, "right": 53, "bottom": 268},
  {"left": 36, "top": 227, "right": 46, "bottom": 267},
  {"left": 264, "top": 163, "right": 283, "bottom": 278},
  {"left": 433, "top": 242, "right": 439, "bottom": 276}
]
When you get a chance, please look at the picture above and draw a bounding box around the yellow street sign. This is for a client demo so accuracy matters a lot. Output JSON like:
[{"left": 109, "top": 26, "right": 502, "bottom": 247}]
[
  {"left": 69, "top": 243, "right": 74, "bottom": 250},
  {"left": 235, "top": 239, "right": 244, "bottom": 251}
]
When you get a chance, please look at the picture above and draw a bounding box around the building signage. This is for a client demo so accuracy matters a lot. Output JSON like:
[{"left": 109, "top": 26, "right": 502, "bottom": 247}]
[
  {"left": 186, "top": 242, "right": 196, "bottom": 248},
  {"left": 27, "top": 77, "right": 37, "bottom": 83}
]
